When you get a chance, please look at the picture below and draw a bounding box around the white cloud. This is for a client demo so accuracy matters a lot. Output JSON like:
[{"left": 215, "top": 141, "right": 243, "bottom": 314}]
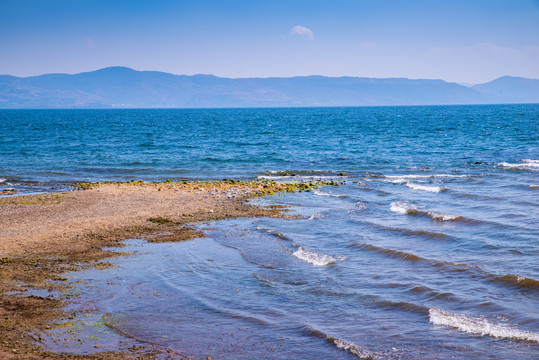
[{"left": 290, "top": 25, "right": 314, "bottom": 40}]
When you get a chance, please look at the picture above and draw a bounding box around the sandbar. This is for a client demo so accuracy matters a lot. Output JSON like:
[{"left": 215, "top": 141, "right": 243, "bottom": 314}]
[{"left": 0, "top": 180, "right": 328, "bottom": 359}]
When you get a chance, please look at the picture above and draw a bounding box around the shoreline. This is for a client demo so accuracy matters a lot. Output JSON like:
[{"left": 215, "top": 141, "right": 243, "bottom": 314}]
[{"left": 0, "top": 179, "right": 331, "bottom": 359}]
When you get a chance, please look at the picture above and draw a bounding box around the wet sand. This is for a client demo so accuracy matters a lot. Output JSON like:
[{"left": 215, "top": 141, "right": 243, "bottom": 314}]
[{"left": 0, "top": 180, "right": 323, "bottom": 359}]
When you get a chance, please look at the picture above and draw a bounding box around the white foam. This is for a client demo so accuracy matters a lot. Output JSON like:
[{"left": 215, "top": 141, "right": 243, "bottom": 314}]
[
  {"left": 384, "top": 174, "right": 468, "bottom": 179},
  {"left": 427, "top": 212, "right": 459, "bottom": 221},
  {"left": 429, "top": 308, "right": 539, "bottom": 343},
  {"left": 406, "top": 182, "right": 448, "bottom": 193},
  {"left": 382, "top": 178, "right": 408, "bottom": 184},
  {"left": 0, "top": 178, "right": 6, "bottom": 183},
  {"left": 308, "top": 212, "right": 324, "bottom": 220},
  {"left": 313, "top": 190, "right": 346, "bottom": 198},
  {"left": 530, "top": 184, "right": 539, "bottom": 189},
  {"left": 331, "top": 337, "right": 375, "bottom": 359},
  {"left": 257, "top": 175, "right": 336, "bottom": 180},
  {"left": 498, "top": 159, "right": 539, "bottom": 169},
  {"left": 390, "top": 201, "right": 417, "bottom": 215},
  {"left": 293, "top": 247, "right": 338, "bottom": 266},
  {"left": 355, "top": 201, "right": 367, "bottom": 211},
  {"left": 266, "top": 170, "right": 329, "bottom": 175}
]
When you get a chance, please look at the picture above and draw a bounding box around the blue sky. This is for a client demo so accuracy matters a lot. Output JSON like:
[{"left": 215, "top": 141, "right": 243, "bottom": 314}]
[{"left": 1, "top": 0, "right": 538, "bottom": 83}]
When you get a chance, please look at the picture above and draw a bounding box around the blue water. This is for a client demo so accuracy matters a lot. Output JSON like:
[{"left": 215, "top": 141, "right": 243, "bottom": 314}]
[{"left": 2, "top": 105, "right": 538, "bottom": 359}]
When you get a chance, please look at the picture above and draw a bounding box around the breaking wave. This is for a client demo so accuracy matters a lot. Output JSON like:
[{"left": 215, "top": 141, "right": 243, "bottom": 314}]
[
  {"left": 406, "top": 182, "right": 448, "bottom": 193},
  {"left": 419, "top": 211, "right": 461, "bottom": 222},
  {"left": 390, "top": 201, "right": 418, "bottom": 215},
  {"left": 313, "top": 190, "right": 347, "bottom": 198},
  {"left": 293, "top": 247, "right": 340, "bottom": 266},
  {"left": 401, "top": 208, "right": 473, "bottom": 222},
  {"left": 382, "top": 177, "right": 449, "bottom": 192},
  {"left": 498, "top": 159, "right": 539, "bottom": 170},
  {"left": 258, "top": 175, "right": 337, "bottom": 180},
  {"left": 258, "top": 169, "right": 345, "bottom": 181},
  {"left": 265, "top": 170, "right": 337, "bottom": 176},
  {"left": 383, "top": 174, "right": 469, "bottom": 179},
  {"left": 429, "top": 308, "right": 539, "bottom": 343},
  {"left": 331, "top": 337, "right": 375, "bottom": 359},
  {"left": 308, "top": 212, "right": 325, "bottom": 220},
  {"left": 302, "top": 325, "right": 375, "bottom": 359}
]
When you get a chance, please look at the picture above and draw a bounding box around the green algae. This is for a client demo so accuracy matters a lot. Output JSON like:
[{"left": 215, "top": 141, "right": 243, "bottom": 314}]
[
  {"left": 147, "top": 217, "right": 173, "bottom": 224},
  {"left": 73, "top": 178, "right": 344, "bottom": 196}
]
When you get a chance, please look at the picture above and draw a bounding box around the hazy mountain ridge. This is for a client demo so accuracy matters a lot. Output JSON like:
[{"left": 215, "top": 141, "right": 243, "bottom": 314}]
[{"left": 1, "top": 67, "right": 538, "bottom": 108}]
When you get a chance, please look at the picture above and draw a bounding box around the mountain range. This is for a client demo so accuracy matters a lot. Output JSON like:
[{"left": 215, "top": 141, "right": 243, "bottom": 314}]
[{"left": 1, "top": 67, "right": 538, "bottom": 108}]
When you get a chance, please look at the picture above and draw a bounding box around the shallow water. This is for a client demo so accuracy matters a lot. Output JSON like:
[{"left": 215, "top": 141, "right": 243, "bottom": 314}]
[{"left": 2, "top": 105, "right": 538, "bottom": 358}]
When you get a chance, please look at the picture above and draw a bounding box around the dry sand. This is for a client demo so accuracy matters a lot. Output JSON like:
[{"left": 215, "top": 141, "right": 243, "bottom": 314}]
[{"left": 0, "top": 180, "right": 324, "bottom": 359}]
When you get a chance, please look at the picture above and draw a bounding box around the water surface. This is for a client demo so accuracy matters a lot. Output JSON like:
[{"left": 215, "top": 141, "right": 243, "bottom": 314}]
[{"left": 2, "top": 105, "right": 538, "bottom": 359}]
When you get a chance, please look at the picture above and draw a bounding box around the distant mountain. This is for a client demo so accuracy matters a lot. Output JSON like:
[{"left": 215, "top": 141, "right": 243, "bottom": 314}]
[
  {"left": 0, "top": 67, "right": 537, "bottom": 108},
  {"left": 472, "top": 76, "right": 539, "bottom": 104}
]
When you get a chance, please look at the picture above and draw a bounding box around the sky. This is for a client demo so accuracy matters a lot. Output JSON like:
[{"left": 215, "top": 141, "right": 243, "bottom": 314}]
[{"left": 1, "top": 0, "right": 538, "bottom": 84}]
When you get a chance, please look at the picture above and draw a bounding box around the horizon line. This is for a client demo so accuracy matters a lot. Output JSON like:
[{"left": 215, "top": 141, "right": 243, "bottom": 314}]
[{"left": 2, "top": 103, "right": 538, "bottom": 111}]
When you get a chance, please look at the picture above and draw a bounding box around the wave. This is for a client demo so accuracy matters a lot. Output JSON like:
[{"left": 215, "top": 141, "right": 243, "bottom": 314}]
[
  {"left": 530, "top": 184, "right": 539, "bottom": 189},
  {"left": 259, "top": 169, "right": 347, "bottom": 180},
  {"left": 265, "top": 170, "right": 337, "bottom": 176},
  {"left": 301, "top": 325, "right": 375, "bottom": 359},
  {"left": 350, "top": 243, "right": 425, "bottom": 263},
  {"left": 353, "top": 201, "right": 367, "bottom": 211},
  {"left": 293, "top": 247, "right": 340, "bottom": 266},
  {"left": 488, "top": 274, "right": 539, "bottom": 291},
  {"left": 408, "top": 285, "right": 459, "bottom": 302},
  {"left": 382, "top": 178, "right": 407, "bottom": 184},
  {"left": 383, "top": 174, "right": 469, "bottom": 179},
  {"left": 376, "top": 225, "right": 450, "bottom": 240},
  {"left": 450, "top": 190, "right": 504, "bottom": 201},
  {"left": 313, "top": 190, "right": 347, "bottom": 198},
  {"left": 429, "top": 308, "right": 539, "bottom": 343},
  {"left": 255, "top": 225, "right": 291, "bottom": 241},
  {"left": 498, "top": 159, "right": 539, "bottom": 170},
  {"left": 391, "top": 202, "right": 468, "bottom": 222},
  {"left": 406, "top": 182, "right": 448, "bottom": 193},
  {"left": 381, "top": 177, "right": 449, "bottom": 192},
  {"left": 349, "top": 243, "right": 538, "bottom": 293},
  {"left": 375, "top": 300, "right": 430, "bottom": 315},
  {"left": 0, "top": 178, "right": 7, "bottom": 183},
  {"left": 258, "top": 175, "right": 337, "bottom": 180},
  {"left": 308, "top": 212, "right": 325, "bottom": 220},
  {"left": 406, "top": 209, "right": 475, "bottom": 223},
  {"left": 331, "top": 337, "right": 375, "bottom": 359},
  {"left": 412, "top": 210, "right": 462, "bottom": 222},
  {"left": 390, "top": 201, "right": 418, "bottom": 215}
]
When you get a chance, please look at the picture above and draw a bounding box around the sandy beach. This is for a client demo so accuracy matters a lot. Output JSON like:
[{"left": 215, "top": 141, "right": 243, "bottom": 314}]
[{"left": 0, "top": 180, "right": 322, "bottom": 359}]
